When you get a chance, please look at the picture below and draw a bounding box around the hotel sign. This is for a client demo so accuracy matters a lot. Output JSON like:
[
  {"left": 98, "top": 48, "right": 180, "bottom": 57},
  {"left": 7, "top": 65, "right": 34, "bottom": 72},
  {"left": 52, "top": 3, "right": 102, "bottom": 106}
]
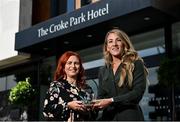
[
  {"left": 15, "top": 0, "right": 118, "bottom": 50},
  {"left": 37, "top": 4, "right": 109, "bottom": 38},
  {"left": 15, "top": 0, "right": 152, "bottom": 50}
]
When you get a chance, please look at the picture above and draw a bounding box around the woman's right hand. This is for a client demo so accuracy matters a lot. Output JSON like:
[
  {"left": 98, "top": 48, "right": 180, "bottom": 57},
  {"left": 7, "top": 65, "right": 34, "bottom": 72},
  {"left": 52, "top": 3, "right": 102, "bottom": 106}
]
[
  {"left": 92, "top": 98, "right": 113, "bottom": 110},
  {"left": 67, "top": 101, "right": 86, "bottom": 111}
]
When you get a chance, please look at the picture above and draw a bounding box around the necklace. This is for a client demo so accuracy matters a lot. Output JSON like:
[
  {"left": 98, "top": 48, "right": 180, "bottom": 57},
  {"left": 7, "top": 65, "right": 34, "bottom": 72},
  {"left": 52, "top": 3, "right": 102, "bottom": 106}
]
[
  {"left": 68, "top": 80, "right": 77, "bottom": 86},
  {"left": 66, "top": 77, "right": 77, "bottom": 86}
]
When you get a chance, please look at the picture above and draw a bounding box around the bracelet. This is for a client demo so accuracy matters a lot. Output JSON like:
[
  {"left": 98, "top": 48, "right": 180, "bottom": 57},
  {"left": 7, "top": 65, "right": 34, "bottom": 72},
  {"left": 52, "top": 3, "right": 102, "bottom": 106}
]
[{"left": 111, "top": 98, "right": 114, "bottom": 102}]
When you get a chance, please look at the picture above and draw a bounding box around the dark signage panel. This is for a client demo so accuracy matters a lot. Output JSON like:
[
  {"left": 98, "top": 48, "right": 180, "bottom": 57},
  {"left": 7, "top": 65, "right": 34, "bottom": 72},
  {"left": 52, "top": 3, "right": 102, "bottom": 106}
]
[{"left": 15, "top": 0, "right": 152, "bottom": 50}]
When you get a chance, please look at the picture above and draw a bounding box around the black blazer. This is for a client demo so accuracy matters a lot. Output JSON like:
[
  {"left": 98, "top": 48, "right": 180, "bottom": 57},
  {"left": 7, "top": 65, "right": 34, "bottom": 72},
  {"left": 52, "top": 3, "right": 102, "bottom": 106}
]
[{"left": 98, "top": 60, "right": 147, "bottom": 121}]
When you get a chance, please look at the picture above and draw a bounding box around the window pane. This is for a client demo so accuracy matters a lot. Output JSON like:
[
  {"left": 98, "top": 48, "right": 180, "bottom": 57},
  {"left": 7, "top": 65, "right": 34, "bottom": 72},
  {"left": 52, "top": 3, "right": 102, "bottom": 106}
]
[
  {"left": 67, "top": 0, "right": 75, "bottom": 12},
  {"left": 0, "top": 77, "right": 6, "bottom": 91},
  {"left": 7, "top": 75, "right": 17, "bottom": 90}
]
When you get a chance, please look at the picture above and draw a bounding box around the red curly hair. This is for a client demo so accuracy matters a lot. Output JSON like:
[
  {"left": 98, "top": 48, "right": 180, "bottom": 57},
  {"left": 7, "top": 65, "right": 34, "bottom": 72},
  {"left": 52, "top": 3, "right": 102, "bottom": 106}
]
[{"left": 54, "top": 51, "right": 85, "bottom": 88}]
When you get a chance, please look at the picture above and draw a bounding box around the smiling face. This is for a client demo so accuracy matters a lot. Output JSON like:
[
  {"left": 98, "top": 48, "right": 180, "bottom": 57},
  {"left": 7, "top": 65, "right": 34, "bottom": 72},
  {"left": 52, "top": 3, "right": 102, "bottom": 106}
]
[
  {"left": 65, "top": 55, "right": 80, "bottom": 79},
  {"left": 106, "top": 32, "right": 124, "bottom": 58}
]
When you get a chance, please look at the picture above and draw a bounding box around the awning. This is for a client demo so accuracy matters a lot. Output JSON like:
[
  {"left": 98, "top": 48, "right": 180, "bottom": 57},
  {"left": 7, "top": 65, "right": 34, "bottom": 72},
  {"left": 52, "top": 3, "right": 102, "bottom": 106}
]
[
  {"left": 15, "top": 0, "right": 180, "bottom": 55},
  {"left": 0, "top": 53, "right": 30, "bottom": 70}
]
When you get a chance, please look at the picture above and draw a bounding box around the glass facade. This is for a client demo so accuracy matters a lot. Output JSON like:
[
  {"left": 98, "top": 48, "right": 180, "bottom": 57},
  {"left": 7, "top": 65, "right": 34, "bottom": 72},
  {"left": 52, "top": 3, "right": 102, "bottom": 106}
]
[{"left": 0, "top": 63, "right": 39, "bottom": 120}]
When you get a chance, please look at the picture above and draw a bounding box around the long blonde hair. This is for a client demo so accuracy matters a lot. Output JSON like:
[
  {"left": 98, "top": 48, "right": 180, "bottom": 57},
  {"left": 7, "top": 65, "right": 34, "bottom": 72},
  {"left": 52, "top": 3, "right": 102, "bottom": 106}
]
[{"left": 103, "top": 28, "right": 148, "bottom": 88}]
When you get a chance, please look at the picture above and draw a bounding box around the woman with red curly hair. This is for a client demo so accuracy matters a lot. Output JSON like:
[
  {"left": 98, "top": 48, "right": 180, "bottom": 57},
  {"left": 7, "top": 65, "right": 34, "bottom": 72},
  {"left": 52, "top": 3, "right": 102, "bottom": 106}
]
[{"left": 43, "top": 51, "right": 96, "bottom": 121}]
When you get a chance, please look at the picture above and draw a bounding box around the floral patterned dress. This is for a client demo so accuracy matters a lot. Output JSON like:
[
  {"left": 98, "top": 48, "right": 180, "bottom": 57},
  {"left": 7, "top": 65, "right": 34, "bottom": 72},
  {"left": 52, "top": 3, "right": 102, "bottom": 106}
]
[{"left": 43, "top": 79, "right": 96, "bottom": 121}]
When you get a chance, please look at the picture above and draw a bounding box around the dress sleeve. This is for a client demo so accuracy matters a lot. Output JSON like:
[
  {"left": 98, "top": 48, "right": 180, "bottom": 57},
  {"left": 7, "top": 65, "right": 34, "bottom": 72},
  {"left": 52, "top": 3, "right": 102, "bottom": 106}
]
[
  {"left": 43, "top": 81, "right": 70, "bottom": 120},
  {"left": 97, "top": 66, "right": 107, "bottom": 99},
  {"left": 113, "top": 60, "right": 147, "bottom": 105}
]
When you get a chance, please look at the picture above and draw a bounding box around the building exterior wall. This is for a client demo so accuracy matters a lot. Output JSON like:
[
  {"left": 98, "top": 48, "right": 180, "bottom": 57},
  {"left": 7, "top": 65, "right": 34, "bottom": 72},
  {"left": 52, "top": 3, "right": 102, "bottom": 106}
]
[
  {"left": 19, "top": 0, "right": 32, "bottom": 31},
  {"left": 0, "top": 0, "right": 19, "bottom": 60},
  {"left": 0, "top": 0, "right": 180, "bottom": 121}
]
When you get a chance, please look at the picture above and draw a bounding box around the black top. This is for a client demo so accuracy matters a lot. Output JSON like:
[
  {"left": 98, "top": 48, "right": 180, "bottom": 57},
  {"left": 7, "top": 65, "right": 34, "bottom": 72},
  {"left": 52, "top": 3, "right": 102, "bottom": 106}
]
[
  {"left": 43, "top": 79, "right": 96, "bottom": 121},
  {"left": 98, "top": 60, "right": 147, "bottom": 121}
]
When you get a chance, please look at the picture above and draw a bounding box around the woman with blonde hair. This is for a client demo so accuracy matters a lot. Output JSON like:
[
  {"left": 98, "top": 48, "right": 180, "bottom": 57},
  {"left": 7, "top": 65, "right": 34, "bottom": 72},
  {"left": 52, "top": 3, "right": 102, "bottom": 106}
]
[{"left": 93, "top": 28, "right": 148, "bottom": 121}]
